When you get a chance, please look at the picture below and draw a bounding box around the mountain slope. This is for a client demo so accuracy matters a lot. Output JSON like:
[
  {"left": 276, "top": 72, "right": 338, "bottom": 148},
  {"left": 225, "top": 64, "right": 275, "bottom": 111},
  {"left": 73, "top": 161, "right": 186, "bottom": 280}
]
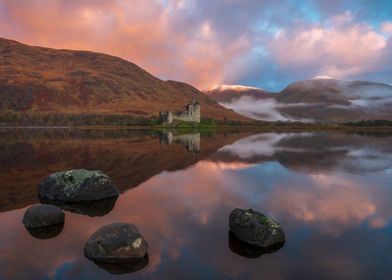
[
  {"left": 0, "top": 38, "right": 246, "bottom": 121},
  {"left": 277, "top": 79, "right": 392, "bottom": 122},
  {"left": 204, "top": 84, "right": 274, "bottom": 103},
  {"left": 205, "top": 79, "right": 392, "bottom": 122}
]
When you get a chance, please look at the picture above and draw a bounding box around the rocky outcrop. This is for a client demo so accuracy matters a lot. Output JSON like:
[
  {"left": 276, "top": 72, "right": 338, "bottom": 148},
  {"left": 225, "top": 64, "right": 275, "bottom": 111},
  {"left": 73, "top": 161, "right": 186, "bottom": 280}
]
[
  {"left": 229, "top": 208, "right": 285, "bottom": 247},
  {"left": 84, "top": 223, "right": 149, "bottom": 263},
  {"left": 38, "top": 170, "right": 119, "bottom": 202},
  {"left": 22, "top": 204, "right": 65, "bottom": 228}
]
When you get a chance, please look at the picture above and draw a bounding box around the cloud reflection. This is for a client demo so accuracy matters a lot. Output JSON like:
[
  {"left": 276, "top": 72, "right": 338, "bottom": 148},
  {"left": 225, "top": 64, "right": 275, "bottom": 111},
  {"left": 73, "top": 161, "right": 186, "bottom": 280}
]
[{"left": 0, "top": 131, "right": 392, "bottom": 279}]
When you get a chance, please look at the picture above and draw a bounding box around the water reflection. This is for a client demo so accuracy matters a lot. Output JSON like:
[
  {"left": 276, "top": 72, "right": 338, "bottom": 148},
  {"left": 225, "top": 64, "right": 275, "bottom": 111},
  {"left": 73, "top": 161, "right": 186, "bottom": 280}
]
[
  {"left": 228, "top": 232, "right": 285, "bottom": 259},
  {"left": 159, "top": 132, "right": 200, "bottom": 153},
  {"left": 0, "top": 129, "right": 392, "bottom": 279},
  {"left": 40, "top": 196, "right": 119, "bottom": 217},
  {"left": 0, "top": 129, "right": 247, "bottom": 212},
  {"left": 92, "top": 255, "right": 149, "bottom": 275},
  {"left": 215, "top": 132, "right": 392, "bottom": 174}
]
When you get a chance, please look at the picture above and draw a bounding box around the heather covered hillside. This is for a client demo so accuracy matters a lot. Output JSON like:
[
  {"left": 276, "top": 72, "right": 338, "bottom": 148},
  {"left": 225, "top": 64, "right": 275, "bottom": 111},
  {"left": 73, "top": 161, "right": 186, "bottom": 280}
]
[{"left": 0, "top": 38, "right": 246, "bottom": 122}]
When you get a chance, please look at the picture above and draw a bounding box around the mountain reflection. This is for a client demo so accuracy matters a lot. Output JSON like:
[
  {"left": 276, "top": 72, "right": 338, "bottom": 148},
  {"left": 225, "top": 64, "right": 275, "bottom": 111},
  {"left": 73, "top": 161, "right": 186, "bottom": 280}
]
[
  {"left": 0, "top": 129, "right": 249, "bottom": 211},
  {"left": 0, "top": 129, "right": 392, "bottom": 279},
  {"left": 215, "top": 131, "right": 392, "bottom": 174}
]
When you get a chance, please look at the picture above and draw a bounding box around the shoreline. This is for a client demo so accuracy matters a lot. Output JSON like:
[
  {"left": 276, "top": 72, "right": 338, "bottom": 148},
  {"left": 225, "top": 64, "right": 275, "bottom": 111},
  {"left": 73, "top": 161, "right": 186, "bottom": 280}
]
[{"left": 1, "top": 124, "right": 392, "bottom": 132}]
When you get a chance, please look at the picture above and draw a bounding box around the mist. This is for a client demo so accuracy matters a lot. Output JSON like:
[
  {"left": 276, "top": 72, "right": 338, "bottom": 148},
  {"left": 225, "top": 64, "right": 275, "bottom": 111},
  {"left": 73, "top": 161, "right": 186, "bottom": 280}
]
[{"left": 220, "top": 96, "right": 289, "bottom": 122}]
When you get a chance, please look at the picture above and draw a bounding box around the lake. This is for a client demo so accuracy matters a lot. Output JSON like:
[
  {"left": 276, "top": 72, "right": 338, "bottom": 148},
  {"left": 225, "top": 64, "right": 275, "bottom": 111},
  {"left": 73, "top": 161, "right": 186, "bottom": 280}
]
[{"left": 1, "top": 129, "right": 392, "bottom": 280}]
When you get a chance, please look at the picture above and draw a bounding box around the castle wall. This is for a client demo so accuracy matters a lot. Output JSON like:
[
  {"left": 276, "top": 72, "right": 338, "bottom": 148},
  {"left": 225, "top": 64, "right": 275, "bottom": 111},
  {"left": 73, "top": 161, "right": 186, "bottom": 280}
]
[
  {"left": 159, "top": 100, "right": 200, "bottom": 124},
  {"left": 173, "top": 105, "right": 200, "bottom": 122},
  {"left": 159, "top": 111, "right": 173, "bottom": 124}
]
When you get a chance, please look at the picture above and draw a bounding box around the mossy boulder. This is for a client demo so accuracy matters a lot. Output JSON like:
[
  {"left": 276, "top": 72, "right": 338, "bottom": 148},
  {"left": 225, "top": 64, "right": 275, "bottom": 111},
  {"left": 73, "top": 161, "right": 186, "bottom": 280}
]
[
  {"left": 38, "top": 169, "right": 119, "bottom": 203},
  {"left": 84, "top": 223, "right": 148, "bottom": 264},
  {"left": 23, "top": 204, "right": 65, "bottom": 229},
  {"left": 229, "top": 208, "right": 285, "bottom": 248}
]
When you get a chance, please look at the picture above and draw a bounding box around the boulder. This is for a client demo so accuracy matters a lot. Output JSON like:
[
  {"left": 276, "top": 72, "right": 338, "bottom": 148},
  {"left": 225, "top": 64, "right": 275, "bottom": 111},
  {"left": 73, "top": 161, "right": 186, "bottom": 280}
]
[
  {"left": 84, "top": 223, "right": 148, "bottom": 263},
  {"left": 23, "top": 204, "right": 65, "bottom": 228},
  {"left": 38, "top": 169, "right": 119, "bottom": 203},
  {"left": 229, "top": 208, "right": 285, "bottom": 247}
]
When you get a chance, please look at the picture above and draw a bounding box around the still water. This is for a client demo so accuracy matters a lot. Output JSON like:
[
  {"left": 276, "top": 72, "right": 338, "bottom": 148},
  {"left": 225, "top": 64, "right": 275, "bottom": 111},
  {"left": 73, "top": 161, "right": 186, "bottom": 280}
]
[{"left": 0, "top": 129, "right": 392, "bottom": 280}]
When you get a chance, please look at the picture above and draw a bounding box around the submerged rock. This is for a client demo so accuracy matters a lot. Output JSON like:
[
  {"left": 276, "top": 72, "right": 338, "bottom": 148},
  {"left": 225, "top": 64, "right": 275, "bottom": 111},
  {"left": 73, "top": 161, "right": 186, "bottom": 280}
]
[
  {"left": 41, "top": 196, "right": 118, "bottom": 217},
  {"left": 23, "top": 204, "right": 65, "bottom": 229},
  {"left": 84, "top": 223, "right": 148, "bottom": 263},
  {"left": 26, "top": 223, "right": 64, "bottom": 239},
  {"left": 228, "top": 231, "right": 284, "bottom": 258},
  {"left": 229, "top": 208, "right": 285, "bottom": 247},
  {"left": 38, "top": 169, "right": 119, "bottom": 202}
]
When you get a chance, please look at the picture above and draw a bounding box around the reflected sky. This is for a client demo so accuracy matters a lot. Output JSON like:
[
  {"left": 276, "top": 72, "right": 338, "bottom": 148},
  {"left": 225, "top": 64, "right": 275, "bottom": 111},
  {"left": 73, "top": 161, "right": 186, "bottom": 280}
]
[{"left": 0, "top": 129, "right": 392, "bottom": 279}]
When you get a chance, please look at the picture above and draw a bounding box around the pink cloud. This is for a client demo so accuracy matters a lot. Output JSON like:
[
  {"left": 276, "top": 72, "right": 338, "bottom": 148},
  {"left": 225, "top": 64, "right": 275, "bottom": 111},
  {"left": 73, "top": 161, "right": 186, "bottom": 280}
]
[
  {"left": 265, "top": 173, "right": 386, "bottom": 235},
  {"left": 0, "top": 0, "right": 251, "bottom": 88},
  {"left": 382, "top": 22, "right": 392, "bottom": 35},
  {"left": 270, "top": 16, "right": 389, "bottom": 78}
]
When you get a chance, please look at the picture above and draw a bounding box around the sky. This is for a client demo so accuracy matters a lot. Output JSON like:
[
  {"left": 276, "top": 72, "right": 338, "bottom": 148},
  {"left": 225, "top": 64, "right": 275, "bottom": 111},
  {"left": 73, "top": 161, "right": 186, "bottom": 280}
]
[{"left": 0, "top": 0, "right": 392, "bottom": 91}]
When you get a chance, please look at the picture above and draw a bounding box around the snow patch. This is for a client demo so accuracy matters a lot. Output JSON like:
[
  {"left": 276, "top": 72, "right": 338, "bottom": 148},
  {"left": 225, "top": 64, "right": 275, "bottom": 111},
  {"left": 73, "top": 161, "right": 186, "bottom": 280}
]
[{"left": 205, "top": 84, "right": 264, "bottom": 92}]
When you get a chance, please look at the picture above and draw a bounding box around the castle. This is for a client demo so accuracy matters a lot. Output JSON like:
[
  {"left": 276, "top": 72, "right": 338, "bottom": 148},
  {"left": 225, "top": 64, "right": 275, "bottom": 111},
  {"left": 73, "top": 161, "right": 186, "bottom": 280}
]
[{"left": 159, "top": 99, "right": 200, "bottom": 124}]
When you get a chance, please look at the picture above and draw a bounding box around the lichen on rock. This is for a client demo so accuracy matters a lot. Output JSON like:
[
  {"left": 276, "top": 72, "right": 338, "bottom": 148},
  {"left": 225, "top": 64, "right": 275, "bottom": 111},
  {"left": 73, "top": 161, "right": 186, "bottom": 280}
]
[
  {"left": 38, "top": 169, "right": 119, "bottom": 203},
  {"left": 84, "top": 223, "right": 148, "bottom": 264},
  {"left": 229, "top": 208, "right": 285, "bottom": 248}
]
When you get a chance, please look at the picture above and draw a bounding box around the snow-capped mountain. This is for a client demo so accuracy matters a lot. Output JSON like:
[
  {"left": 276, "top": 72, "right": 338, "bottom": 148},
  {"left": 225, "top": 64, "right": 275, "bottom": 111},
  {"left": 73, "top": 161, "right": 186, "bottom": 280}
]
[
  {"left": 203, "top": 80, "right": 392, "bottom": 122},
  {"left": 203, "top": 84, "right": 274, "bottom": 103}
]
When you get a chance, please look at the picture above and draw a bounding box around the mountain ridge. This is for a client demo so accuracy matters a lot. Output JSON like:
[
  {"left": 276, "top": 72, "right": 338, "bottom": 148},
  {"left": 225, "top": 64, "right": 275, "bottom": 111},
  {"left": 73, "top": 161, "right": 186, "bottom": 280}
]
[
  {"left": 204, "top": 84, "right": 275, "bottom": 103},
  {"left": 204, "top": 79, "right": 392, "bottom": 122}
]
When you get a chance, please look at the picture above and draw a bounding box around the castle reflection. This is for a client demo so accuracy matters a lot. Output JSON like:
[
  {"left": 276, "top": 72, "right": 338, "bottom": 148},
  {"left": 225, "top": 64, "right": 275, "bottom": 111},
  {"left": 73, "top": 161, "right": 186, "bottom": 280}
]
[{"left": 159, "top": 132, "right": 200, "bottom": 153}]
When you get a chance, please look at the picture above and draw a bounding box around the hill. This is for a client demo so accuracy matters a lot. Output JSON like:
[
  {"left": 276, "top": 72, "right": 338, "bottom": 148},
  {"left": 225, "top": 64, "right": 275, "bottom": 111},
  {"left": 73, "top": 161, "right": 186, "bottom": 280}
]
[
  {"left": 0, "top": 38, "right": 246, "bottom": 122},
  {"left": 277, "top": 79, "right": 392, "bottom": 122}
]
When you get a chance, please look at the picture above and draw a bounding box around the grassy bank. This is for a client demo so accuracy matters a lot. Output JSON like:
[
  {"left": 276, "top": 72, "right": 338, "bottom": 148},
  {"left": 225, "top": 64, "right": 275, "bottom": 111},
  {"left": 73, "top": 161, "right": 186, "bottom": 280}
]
[{"left": 1, "top": 111, "right": 392, "bottom": 132}]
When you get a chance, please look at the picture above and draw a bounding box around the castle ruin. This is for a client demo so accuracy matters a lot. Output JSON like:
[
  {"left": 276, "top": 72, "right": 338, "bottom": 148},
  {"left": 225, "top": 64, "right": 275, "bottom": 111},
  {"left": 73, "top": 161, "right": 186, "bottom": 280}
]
[{"left": 159, "top": 99, "right": 200, "bottom": 125}]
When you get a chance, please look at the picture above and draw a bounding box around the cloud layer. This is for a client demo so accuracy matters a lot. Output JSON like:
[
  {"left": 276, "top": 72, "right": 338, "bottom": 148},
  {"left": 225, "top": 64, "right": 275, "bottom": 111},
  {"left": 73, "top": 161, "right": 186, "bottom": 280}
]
[{"left": 0, "top": 0, "right": 392, "bottom": 90}]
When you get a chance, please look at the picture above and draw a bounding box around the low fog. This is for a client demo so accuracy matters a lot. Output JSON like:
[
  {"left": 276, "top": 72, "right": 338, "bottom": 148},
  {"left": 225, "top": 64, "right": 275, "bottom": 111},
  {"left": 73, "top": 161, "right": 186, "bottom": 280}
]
[
  {"left": 219, "top": 81, "right": 392, "bottom": 122},
  {"left": 220, "top": 97, "right": 289, "bottom": 122}
]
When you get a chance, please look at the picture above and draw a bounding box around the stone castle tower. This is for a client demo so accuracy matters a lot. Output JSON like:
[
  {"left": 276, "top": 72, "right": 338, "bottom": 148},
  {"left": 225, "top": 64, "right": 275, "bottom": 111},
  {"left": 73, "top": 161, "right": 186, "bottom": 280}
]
[{"left": 159, "top": 99, "right": 200, "bottom": 124}]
